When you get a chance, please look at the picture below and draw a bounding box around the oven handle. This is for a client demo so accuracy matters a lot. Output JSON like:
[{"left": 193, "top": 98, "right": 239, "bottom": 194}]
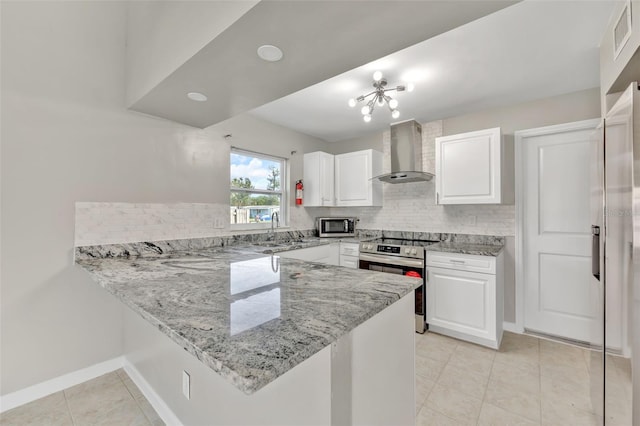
[{"left": 359, "top": 253, "right": 424, "bottom": 268}]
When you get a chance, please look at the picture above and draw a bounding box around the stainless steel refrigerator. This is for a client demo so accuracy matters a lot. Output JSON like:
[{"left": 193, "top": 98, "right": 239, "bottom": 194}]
[{"left": 591, "top": 82, "right": 638, "bottom": 425}]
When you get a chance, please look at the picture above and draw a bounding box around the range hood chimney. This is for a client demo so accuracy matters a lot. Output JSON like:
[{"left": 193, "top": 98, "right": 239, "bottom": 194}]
[{"left": 375, "top": 120, "right": 434, "bottom": 183}]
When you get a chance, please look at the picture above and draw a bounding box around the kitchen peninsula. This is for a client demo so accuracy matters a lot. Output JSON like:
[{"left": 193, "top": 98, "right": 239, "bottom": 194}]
[{"left": 75, "top": 237, "right": 419, "bottom": 426}]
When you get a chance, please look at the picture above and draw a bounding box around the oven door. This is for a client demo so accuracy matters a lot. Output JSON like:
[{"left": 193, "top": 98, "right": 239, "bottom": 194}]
[{"left": 359, "top": 253, "right": 426, "bottom": 333}]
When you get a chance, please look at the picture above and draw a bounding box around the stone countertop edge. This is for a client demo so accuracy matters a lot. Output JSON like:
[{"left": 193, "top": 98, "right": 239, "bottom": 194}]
[
  {"left": 75, "top": 245, "right": 418, "bottom": 395},
  {"left": 425, "top": 242, "right": 504, "bottom": 257}
]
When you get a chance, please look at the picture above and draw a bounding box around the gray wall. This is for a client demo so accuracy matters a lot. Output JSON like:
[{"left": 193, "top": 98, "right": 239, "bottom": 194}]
[
  {"left": 0, "top": 1, "right": 327, "bottom": 395},
  {"left": 442, "top": 88, "right": 601, "bottom": 136}
]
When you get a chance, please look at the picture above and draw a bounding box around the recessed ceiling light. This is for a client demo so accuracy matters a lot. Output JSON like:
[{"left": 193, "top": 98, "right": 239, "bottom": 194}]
[
  {"left": 257, "top": 45, "right": 284, "bottom": 62},
  {"left": 187, "top": 92, "right": 207, "bottom": 102}
]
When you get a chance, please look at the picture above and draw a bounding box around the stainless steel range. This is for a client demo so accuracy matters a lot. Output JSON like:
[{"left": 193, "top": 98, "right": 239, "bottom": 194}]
[{"left": 359, "top": 238, "right": 438, "bottom": 333}]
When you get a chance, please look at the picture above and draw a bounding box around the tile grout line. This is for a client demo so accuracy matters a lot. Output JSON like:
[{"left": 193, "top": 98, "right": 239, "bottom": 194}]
[
  {"left": 538, "top": 339, "right": 543, "bottom": 425},
  {"left": 62, "top": 390, "right": 77, "bottom": 426},
  {"left": 119, "top": 371, "right": 154, "bottom": 425}
]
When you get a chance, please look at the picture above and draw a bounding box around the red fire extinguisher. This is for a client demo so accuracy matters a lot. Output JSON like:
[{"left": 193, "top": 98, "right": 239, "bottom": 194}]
[{"left": 295, "top": 180, "right": 304, "bottom": 205}]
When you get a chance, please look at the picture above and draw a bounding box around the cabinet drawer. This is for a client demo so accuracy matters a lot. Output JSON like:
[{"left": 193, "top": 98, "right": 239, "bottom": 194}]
[
  {"left": 426, "top": 252, "right": 495, "bottom": 274},
  {"left": 340, "top": 243, "right": 360, "bottom": 256},
  {"left": 340, "top": 254, "right": 359, "bottom": 269}
]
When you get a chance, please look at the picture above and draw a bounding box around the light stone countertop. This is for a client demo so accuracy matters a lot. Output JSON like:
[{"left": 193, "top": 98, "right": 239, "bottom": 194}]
[
  {"left": 76, "top": 243, "right": 419, "bottom": 395},
  {"left": 425, "top": 242, "right": 504, "bottom": 257}
]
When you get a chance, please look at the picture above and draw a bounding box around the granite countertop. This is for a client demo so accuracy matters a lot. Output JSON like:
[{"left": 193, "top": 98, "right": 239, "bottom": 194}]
[
  {"left": 75, "top": 243, "right": 419, "bottom": 395},
  {"left": 425, "top": 242, "right": 504, "bottom": 257}
]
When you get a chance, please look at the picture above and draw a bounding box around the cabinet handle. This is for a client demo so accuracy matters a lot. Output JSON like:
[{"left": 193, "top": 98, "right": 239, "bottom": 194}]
[
  {"left": 450, "top": 259, "right": 466, "bottom": 264},
  {"left": 436, "top": 192, "right": 439, "bottom": 204}
]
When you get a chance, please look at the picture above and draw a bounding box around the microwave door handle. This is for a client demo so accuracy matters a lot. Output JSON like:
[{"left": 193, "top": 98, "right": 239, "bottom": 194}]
[
  {"left": 344, "top": 220, "right": 348, "bottom": 232},
  {"left": 592, "top": 225, "right": 600, "bottom": 280}
]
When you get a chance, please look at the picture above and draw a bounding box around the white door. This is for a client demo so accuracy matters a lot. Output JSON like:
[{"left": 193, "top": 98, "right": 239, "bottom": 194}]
[{"left": 518, "top": 120, "right": 599, "bottom": 342}]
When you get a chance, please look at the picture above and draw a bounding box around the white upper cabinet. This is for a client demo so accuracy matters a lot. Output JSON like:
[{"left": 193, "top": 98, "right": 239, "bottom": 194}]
[
  {"left": 435, "top": 127, "right": 502, "bottom": 205},
  {"left": 335, "top": 149, "right": 383, "bottom": 207},
  {"left": 303, "top": 151, "right": 335, "bottom": 206}
]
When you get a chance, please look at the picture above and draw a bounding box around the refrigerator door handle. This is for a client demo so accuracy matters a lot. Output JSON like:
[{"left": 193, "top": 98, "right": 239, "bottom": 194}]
[{"left": 591, "top": 225, "right": 600, "bottom": 280}]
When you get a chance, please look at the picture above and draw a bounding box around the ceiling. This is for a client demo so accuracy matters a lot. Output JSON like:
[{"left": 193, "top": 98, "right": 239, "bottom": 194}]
[
  {"left": 129, "top": 1, "right": 516, "bottom": 128},
  {"left": 250, "top": 1, "right": 615, "bottom": 142}
]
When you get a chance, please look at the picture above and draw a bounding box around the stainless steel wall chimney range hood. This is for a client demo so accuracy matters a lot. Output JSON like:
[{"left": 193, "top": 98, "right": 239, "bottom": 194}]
[{"left": 375, "top": 120, "right": 434, "bottom": 183}]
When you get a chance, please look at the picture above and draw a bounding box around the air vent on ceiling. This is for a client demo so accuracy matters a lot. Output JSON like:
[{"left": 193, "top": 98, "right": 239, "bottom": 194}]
[{"left": 613, "top": 1, "right": 632, "bottom": 60}]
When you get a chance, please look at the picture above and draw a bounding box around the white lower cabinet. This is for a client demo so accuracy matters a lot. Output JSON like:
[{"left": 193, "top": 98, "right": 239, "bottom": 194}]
[
  {"left": 426, "top": 251, "right": 503, "bottom": 349},
  {"left": 279, "top": 243, "right": 340, "bottom": 266},
  {"left": 339, "top": 242, "right": 360, "bottom": 269},
  {"left": 279, "top": 242, "right": 359, "bottom": 269}
]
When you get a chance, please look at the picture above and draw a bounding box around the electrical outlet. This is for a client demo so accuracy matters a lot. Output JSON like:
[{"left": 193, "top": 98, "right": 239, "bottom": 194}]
[
  {"left": 182, "top": 370, "right": 190, "bottom": 400},
  {"left": 466, "top": 215, "right": 477, "bottom": 226},
  {"left": 213, "top": 217, "right": 224, "bottom": 229}
]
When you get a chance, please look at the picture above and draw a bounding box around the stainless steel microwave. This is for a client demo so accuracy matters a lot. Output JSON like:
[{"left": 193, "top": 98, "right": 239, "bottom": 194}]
[{"left": 317, "top": 217, "right": 356, "bottom": 238}]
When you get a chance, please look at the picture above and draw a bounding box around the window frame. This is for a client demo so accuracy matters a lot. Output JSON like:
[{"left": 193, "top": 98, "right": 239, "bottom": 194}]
[{"left": 229, "top": 148, "right": 287, "bottom": 229}]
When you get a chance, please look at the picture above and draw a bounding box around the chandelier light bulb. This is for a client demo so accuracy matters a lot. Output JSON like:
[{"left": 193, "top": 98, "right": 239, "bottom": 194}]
[
  {"left": 348, "top": 98, "right": 357, "bottom": 108},
  {"left": 373, "top": 71, "right": 383, "bottom": 82},
  {"left": 376, "top": 96, "right": 385, "bottom": 106},
  {"left": 389, "top": 99, "right": 399, "bottom": 109},
  {"left": 391, "top": 110, "right": 400, "bottom": 119},
  {"left": 407, "top": 82, "right": 415, "bottom": 92},
  {"left": 363, "top": 114, "right": 372, "bottom": 123},
  {"left": 361, "top": 106, "right": 370, "bottom": 115}
]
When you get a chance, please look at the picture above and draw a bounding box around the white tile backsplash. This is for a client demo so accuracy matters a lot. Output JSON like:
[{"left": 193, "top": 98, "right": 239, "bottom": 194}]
[
  {"left": 75, "top": 202, "right": 323, "bottom": 246},
  {"left": 74, "top": 202, "right": 229, "bottom": 246}
]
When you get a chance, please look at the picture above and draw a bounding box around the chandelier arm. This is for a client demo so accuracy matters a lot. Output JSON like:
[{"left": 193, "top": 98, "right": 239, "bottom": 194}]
[{"left": 361, "top": 90, "right": 378, "bottom": 99}]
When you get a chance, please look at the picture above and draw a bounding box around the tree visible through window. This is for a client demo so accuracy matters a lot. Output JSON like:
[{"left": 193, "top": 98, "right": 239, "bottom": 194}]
[{"left": 230, "top": 150, "right": 285, "bottom": 225}]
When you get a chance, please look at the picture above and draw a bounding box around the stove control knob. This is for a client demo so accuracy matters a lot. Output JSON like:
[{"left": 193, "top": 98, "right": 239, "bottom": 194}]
[
  {"left": 411, "top": 248, "right": 417, "bottom": 255},
  {"left": 404, "top": 248, "right": 410, "bottom": 254}
]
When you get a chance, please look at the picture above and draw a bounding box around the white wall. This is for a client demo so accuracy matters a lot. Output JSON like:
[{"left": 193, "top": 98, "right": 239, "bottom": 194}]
[
  {"left": 125, "top": 1, "right": 258, "bottom": 107},
  {"left": 1, "top": 1, "right": 327, "bottom": 396}
]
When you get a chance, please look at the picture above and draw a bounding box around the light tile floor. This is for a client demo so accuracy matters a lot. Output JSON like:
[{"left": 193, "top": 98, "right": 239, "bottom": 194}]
[
  {"left": 0, "top": 369, "right": 164, "bottom": 426},
  {"left": 415, "top": 331, "right": 633, "bottom": 426},
  {"left": 1, "top": 332, "right": 632, "bottom": 426}
]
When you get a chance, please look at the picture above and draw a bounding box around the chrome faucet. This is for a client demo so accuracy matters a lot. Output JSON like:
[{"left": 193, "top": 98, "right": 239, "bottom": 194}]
[{"left": 270, "top": 211, "right": 280, "bottom": 242}]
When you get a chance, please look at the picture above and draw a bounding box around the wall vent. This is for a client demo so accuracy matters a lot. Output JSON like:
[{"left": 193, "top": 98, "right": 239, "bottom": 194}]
[{"left": 613, "top": 0, "right": 632, "bottom": 60}]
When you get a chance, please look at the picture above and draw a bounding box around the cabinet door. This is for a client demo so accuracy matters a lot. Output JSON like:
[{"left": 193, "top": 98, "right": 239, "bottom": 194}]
[
  {"left": 435, "top": 127, "right": 501, "bottom": 204},
  {"left": 303, "top": 152, "right": 334, "bottom": 206},
  {"left": 426, "top": 266, "right": 496, "bottom": 343},
  {"left": 335, "top": 150, "right": 382, "bottom": 206},
  {"left": 319, "top": 153, "right": 335, "bottom": 206}
]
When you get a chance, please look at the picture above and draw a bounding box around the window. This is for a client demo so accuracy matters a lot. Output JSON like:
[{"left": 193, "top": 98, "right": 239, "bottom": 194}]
[{"left": 230, "top": 149, "right": 286, "bottom": 226}]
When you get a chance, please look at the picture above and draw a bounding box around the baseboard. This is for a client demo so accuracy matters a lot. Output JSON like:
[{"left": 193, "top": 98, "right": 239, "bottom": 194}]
[
  {"left": 123, "top": 358, "right": 183, "bottom": 426},
  {"left": 0, "top": 356, "right": 125, "bottom": 413},
  {"left": 502, "top": 321, "right": 522, "bottom": 333}
]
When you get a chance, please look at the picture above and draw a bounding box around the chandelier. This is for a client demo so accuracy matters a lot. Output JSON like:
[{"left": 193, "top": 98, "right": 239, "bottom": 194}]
[{"left": 348, "top": 71, "right": 414, "bottom": 122}]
